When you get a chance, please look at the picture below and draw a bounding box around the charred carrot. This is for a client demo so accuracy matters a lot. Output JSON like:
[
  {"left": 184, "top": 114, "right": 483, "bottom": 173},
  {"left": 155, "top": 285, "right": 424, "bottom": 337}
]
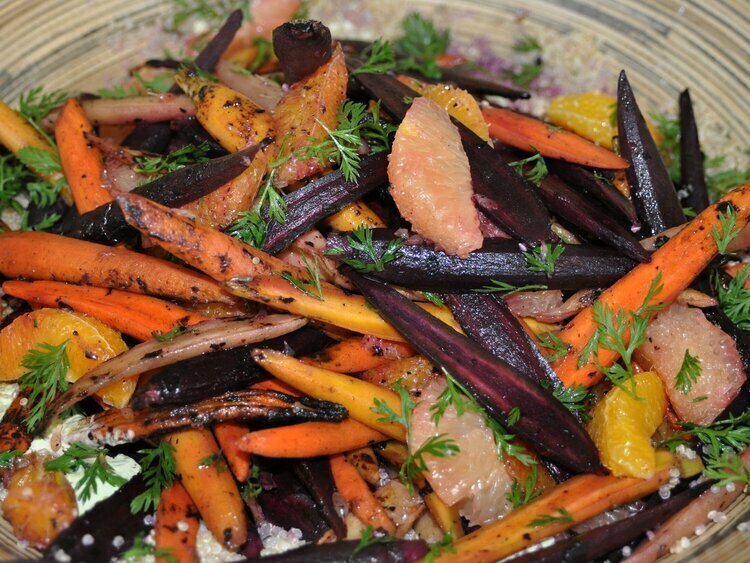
[
  {"left": 330, "top": 453, "right": 397, "bottom": 535},
  {"left": 481, "top": 107, "right": 628, "bottom": 169},
  {"left": 430, "top": 452, "right": 676, "bottom": 562},
  {"left": 554, "top": 182, "right": 750, "bottom": 387},
  {"left": 237, "top": 418, "right": 388, "bottom": 458},
  {"left": 155, "top": 481, "right": 200, "bottom": 563},
  {"left": 0, "top": 101, "right": 70, "bottom": 203},
  {"left": 54, "top": 98, "right": 112, "bottom": 213},
  {"left": 324, "top": 200, "right": 386, "bottom": 231},
  {"left": 167, "top": 429, "right": 247, "bottom": 550},
  {"left": 303, "top": 336, "right": 413, "bottom": 373},
  {"left": 0, "top": 231, "right": 237, "bottom": 305},
  {"left": 251, "top": 349, "right": 406, "bottom": 440},
  {"left": 213, "top": 423, "right": 251, "bottom": 481},
  {"left": 2, "top": 281, "right": 208, "bottom": 341},
  {"left": 116, "top": 192, "right": 459, "bottom": 340}
]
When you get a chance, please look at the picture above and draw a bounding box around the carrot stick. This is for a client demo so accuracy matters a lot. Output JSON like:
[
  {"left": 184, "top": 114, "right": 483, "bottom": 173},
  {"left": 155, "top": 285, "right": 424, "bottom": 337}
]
[
  {"left": 54, "top": 98, "right": 113, "bottom": 213},
  {"left": 252, "top": 348, "right": 405, "bottom": 440},
  {"left": 302, "top": 336, "right": 413, "bottom": 373},
  {"left": 481, "top": 107, "right": 628, "bottom": 170},
  {"left": 726, "top": 262, "right": 750, "bottom": 288},
  {"left": 238, "top": 418, "right": 388, "bottom": 458},
  {"left": 324, "top": 201, "right": 386, "bottom": 231},
  {"left": 330, "top": 453, "right": 397, "bottom": 535},
  {"left": 0, "top": 231, "right": 237, "bottom": 305},
  {"left": 2, "top": 280, "right": 208, "bottom": 341},
  {"left": 155, "top": 480, "right": 200, "bottom": 563},
  {"left": 213, "top": 423, "right": 251, "bottom": 481},
  {"left": 167, "top": 429, "right": 247, "bottom": 550},
  {"left": 0, "top": 100, "right": 70, "bottom": 203},
  {"left": 430, "top": 452, "right": 676, "bottom": 562},
  {"left": 251, "top": 378, "right": 300, "bottom": 395},
  {"left": 116, "top": 192, "right": 459, "bottom": 340},
  {"left": 553, "top": 182, "right": 750, "bottom": 387}
]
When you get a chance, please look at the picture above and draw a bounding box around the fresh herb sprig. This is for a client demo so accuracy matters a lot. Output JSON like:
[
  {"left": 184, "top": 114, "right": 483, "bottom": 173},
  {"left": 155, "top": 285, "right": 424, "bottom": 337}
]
[
  {"left": 353, "top": 39, "right": 396, "bottom": 76},
  {"left": 241, "top": 464, "right": 262, "bottom": 500},
  {"left": 537, "top": 331, "right": 569, "bottom": 363},
  {"left": 130, "top": 441, "right": 177, "bottom": 514},
  {"left": 227, "top": 209, "right": 268, "bottom": 248},
  {"left": 529, "top": 507, "right": 574, "bottom": 528},
  {"left": 133, "top": 142, "right": 211, "bottom": 175},
  {"left": 509, "top": 151, "right": 548, "bottom": 186},
  {"left": 96, "top": 85, "right": 140, "bottom": 99},
  {"left": 0, "top": 450, "right": 22, "bottom": 468},
  {"left": 152, "top": 324, "right": 191, "bottom": 342},
  {"left": 714, "top": 266, "right": 750, "bottom": 332},
  {"left": 18, "top": 340, "right": 70, "bottom": 432},
  {"left": 674, "top": 350, "right": 702, "bottom": 395},
  {"left": 198, "top": 450, "right": 228, "bottom": 473},
  {"left": 353, "top": 525, "right": 396, "bottom": 554},
  {"left": 44, "top": 442, "right": 127, "bottom": 503},
  {"left": 394, "top": 12, "right": 450, "bottom": 79},
  {"left": 711, "top": 205, "right": 742, "bottom": 254},
  {"left": 551, "top": 383, "right": 593, "bottom": 420},
  {"left": 524, "top": 242, "right": 565, "bottom": 278},
  {"left": 702, "top": 449, "right": 750, "bottom": 488},
  {"left": 18, "top": 87, "right": 68, "bottom": 146},
  {"left": 327, "top": 226, "right": 404, "bottom": 273},
  {"left": 121, "top": 532, "right": 177, "bottom": 563},
  {"left": 473, "top": 280, "right": 549, "bottom": 295},
  {"left": 280, "top": 256, "right": 324, "bottom": 301},
  {"left": 658, "top": 411, "right": 750, "bottom": 454},
  {"left": 424, "top": 530, "right": 456, "bottom": 563},
  {"left": 506, "top": 464, "right": 541, "bottom": 509},
  {"left": 372, "top": 382, "right": 459, "bottom": 494}
]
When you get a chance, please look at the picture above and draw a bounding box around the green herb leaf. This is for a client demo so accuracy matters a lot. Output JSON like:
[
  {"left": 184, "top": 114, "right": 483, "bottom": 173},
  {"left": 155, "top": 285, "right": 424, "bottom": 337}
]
[
  {"left": 133, "top": 70, "right": 174, "bottom": 94},
  {"left": 472, "top": 280, "right": 549, "bottom": 295},
  {"left": 529, "top": 507, "right": 574, "bottom": 527},
  {"left": 353, "top": 39, "right": 396, "bottom": 76},
  {"left": 241, "top": 464, "right": 263, "bottom": 500},
  {"left": 393, "top": 13, "right": 449, "bottom": 80},
  {"left": 537, "top": 331, "right": 570, "bottom": 363},
  {"left": 0, "top": 450, "right": 22, "bottom": 468},
  {"left": 513, "top": 35, "right": 542, "bottom": 53},
  {"left": 702, "top": 448, "right": 750, "bottom": 488},
  {"left": 509, "top": 151, "right": 548, "bottom": 186},
  {"left": 711, "top": 204, "right": 742, "bottom": 255},
  {"left": 508, "top": 62, "right": 543, "bottom": 88},
  {"left": 96, "top": 85, "right": 140, "bottom": 99},
  {"left": 198, "top": 450, "right": 228, "bottom": 473},
  {"left": 44, "top": 441, "right": 127, "bottom": 503},
  {"left": 424, "top": 530, "right": 456, "bottom": 563},
  {"left": 18, "top": 87, "right": 68, "bottom": 146},
  {"left": 151, "top": 324, "right": 190, "bottom": 342},
  {"left": 133, "top": 142, "right": 211, "bottom": 175},
  {"left": 130, "top": 441, "right": 177, "bottom": 514},
  {"left": 328, "top": 226, "right": 404, "bottom": 274},
  {"left": 18, "top": 340, "right": 70, "bottom": 432},
  {"left": 121, "top": 532, "right": 177, "bottom": 563},
  {"left": 227, "top": 209, "right": 268, "bottom": 248},
  {"left": 551, "top": 382, "right": 593, "bottom": 420},
  {"left": 714, "top": 266, "right": 750, "bottom": 332},
  {"left": 506, "top": 464, "right": 541, "bottom": 509},
  {"left": 658, "top": 410, "right": 750, "bottom": 454},
  {"left": 353, "top": 525, "right": 396, "bottom": 554},
  {"left": 674, "top": 350, "right": 702, "bottom": 395},
  {"left": 524, "top": 242, "right": 565, "bottom": 278},
  {"left": 421, "top": 292, "right": 444, "bottom": 307},
  {"left": 279, "top": 255, "right": 324, "bottom": 301}
]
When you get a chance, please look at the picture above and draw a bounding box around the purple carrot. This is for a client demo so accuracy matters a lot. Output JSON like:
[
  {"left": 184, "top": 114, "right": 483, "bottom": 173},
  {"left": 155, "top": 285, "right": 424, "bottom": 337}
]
[
  {"left": 292, "top": 458, "right": 347, "bottom": 539},
  {"left": 250, "top": 539, "right": 429, "bottom": 562},
  {"left": 273, "top": 20, "right": 333, "bottom": 84},
  {"left": 679, "top": 89, "right": 710, "bottom": 213},
  {"left": 510, "top": 480, "right": 711, "bottom": 563},
  {"left": 262, "top": 152, "right": 388, "bottom": 254},
  {"left": 496, "top": 147, "right": 650, "bottom": 262},
  {"left": 346, "top": 56, "right": 552, "bottom": 244},
  {"left": 617, "top": 70, "right": 685, "bottom": 235},
  {"left": 63, "top": 143, "right": 262, "bottom": 244},
  {"left": 326, "top": 230, "right": 637, "bottom": 291},
  {"left": 346, "top": 270, "right": 602, "bottom": 473},
  {"left": 547, "top": 160, "right": 639, "bottom": 227}
]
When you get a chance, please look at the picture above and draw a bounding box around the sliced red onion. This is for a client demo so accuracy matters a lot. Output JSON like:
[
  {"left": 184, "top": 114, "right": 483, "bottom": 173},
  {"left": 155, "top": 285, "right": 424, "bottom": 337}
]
[{"left": 504, "top": 289, "right": 596, "bottom": 323}]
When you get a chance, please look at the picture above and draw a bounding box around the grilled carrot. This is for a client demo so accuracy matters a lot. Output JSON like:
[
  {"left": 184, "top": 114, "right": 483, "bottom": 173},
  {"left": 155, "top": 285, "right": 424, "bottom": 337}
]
[
  {"left": 2, "top": 280, "right": 208, "bottom": 341},
  {"left": 167, "top": 429, "right": 247, "bottom": 551},
  {"left": 330, "top": 453, "right": 397, "bottom": 535},
  {"left": 213, "top": 423, "right": 251, "bottom": 482},
  {"left": 0, "top": 231, "right": 237, "bottom": 305},
  {"left": 553, "top": 182, "right": 750, "bottom": 388},
  {"left": 482, "top": 107, "right": 628, "bottom": 169},
  {"left": 302, "top": 336, "right": 413, "bottom": 373},
  {"left": 54, "top": 98, "right": 112, "bottom": 213},
  {"left": 238, "top": 418, "right": 388, "bottom": 458},
  {"left": 324, "top": 201, "right": 386, "bottom": 231},
  {"left": 155, "top": 481, "right": 200, "bottom": 563}
]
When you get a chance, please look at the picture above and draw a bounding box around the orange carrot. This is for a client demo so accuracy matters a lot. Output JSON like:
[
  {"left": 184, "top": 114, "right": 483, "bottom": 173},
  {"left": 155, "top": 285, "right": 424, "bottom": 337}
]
[
  {"left": 251, "top": 378, "right": 301, "bottom": 395},
  {"left": 553, "top": 182, "right": 750, "bottom": 388},
  {"left": 726, "top": 262, "right": 750, "bottom": 288},
  {"left": 481, "top": 107, "right": 628, "bottom": 169},
  {"left": 2, "top": 280, "right": 207, "bottom": 341},
  {"left": 213, "top": 423, "right": 251, "bottom": 482},
  {"left": 0, "top": 231, "right": 237, "bottom": 305},
  {"left": 155, "top": 481, "right": 200, "bottom": 563},
  {"left": 329, "top": 453, "right": 396, "bottom": 535},
  {"left": 303, "top": 336, "right": 414, "bottom": 373},
  {"left": 432, "top": 453, "right": 676, "bottom": 562},
  {"left": 54, "top": 98, "right": 112, "bottom": 213},
  {"left": 167, "top": 429, "right": 247, "bottom": 550},
  {"left": 238, "top": 418, "right": 388, "bottom": 458}
]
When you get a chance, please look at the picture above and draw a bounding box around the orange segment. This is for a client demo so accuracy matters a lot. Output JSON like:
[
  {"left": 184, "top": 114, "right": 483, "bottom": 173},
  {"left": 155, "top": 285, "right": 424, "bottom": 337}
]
[
  {"left": 0, "top": 308, "right": 133, "bottom": 407},
  {"left": 547, "top": 91, "right": 662, "bottom": 150},
  {"left": 400, "top": 77, "right": 490, "bottom": 142},
  {"left": 587, "top": 371, "right": 667, "bottom": 478}
]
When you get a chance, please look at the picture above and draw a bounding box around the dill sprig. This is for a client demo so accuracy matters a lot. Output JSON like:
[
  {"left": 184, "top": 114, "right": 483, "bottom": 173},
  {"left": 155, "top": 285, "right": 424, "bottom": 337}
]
[
  {"left": 473, "top": 280, "right": 549, "bottom": 295},
  {"left": 714, "top": 266, "right": 750, "bottom": 332},
  {"left": 524, "top": 242, "right": 565, "bottom": 278},
  {"left": 509, "top": 151, "right": 548, "bottom": 186},
  {"left": 372, "top": 382, "right": 459, "bottom": 494},
  {"left": 711, "top": 204, "right": 742, "bottom": 255},
  {"left": 133, "top": 142, "right": 211, "bottom": 175},
  {"left": 674, "top": 350, "right": 702, "bottom": 395},
  {"left": 44, "top": 442, "right": 127, "bottom": 503},
  {"left": 352, "top": 39, "right": 396, "bottom": 76},
  {"left": 529, "top": 507, "right": 574, "bottom": 528},
  {"left": 96, "top": 84, "right": 140, "bottom": 99},
  {"left": 279, "top": 255, "right": 324, "bottom": 301},
  {"left": 227, "top": 209, "right": 267, "bottom": 248},
  {"left": 353, "top": 526, "right": 396, "bottom": 554},
  {"left": 326, "top": 226, "right": 404, "bottom": 273},
  {"left": 130, "top": 441, "right": 177, "bottom": 514},
  {"left": 18, "top": 340, "right": 70, "bottom": 432}
]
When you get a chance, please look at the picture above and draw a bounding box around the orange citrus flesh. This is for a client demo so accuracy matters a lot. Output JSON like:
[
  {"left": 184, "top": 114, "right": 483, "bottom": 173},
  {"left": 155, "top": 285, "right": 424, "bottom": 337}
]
[
  {"left": 588, "top": 371, "right": 667, "bottom": 478},
  {"left": 547, "top": 91, "right": 662, "bottom": 150},
  {"left": 0, "top": 308, "right": 133, "bottom": 408}
]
